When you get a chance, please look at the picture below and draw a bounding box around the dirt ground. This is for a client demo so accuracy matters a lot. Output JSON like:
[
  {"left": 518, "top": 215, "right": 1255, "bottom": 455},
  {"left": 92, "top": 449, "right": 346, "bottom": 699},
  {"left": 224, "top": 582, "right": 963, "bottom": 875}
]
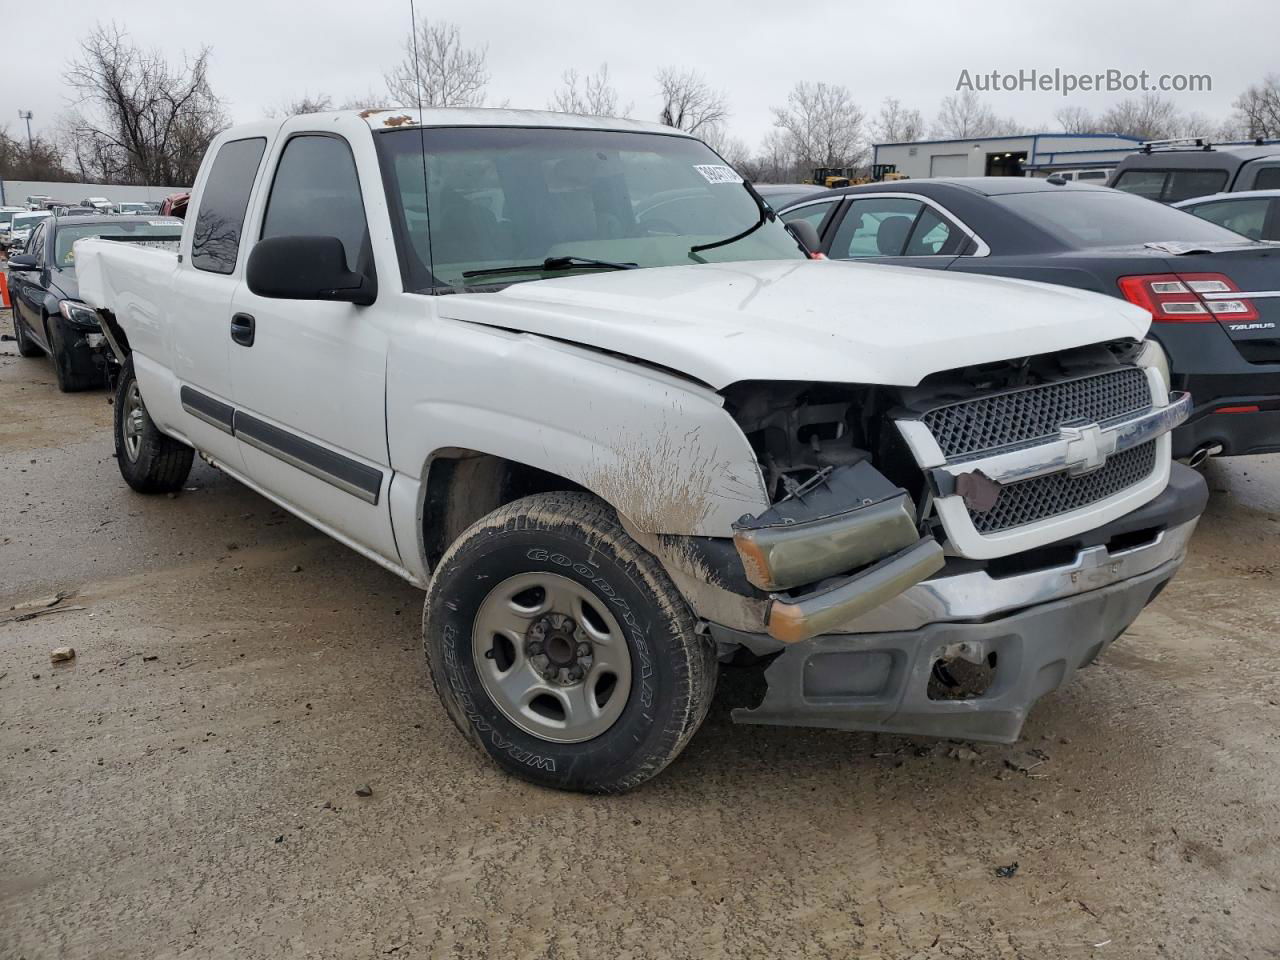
[{"left": 2, "top": 310, "right": 1278, "bottom": 960}]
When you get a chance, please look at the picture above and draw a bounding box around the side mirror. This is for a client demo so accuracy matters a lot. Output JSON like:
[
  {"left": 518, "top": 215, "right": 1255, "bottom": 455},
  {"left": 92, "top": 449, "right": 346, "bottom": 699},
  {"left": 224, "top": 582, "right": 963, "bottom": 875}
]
[
  {"left": 246, "top": 235, "right": 376, "bottom": 306},
  {"left": 785, "top": 220, "right": 822, "bottom": 255},
  {"left": 6, "top": 253, "right": 38, "bottom": 271}
]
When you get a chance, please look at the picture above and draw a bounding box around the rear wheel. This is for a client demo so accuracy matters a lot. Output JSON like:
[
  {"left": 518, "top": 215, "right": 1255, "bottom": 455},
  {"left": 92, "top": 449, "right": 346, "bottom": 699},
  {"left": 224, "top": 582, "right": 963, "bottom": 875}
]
[
  {"left": 424, "top": 492, "right": 717, "bottom": 793},
  {"left": 12, "top": 311, "right": 43, "bottom": 358},
  {"left": 47, "top": 315, "right": 102, "bottom": 392},
  {"left": 114, "top": 356, "right": 194, "bottom": 494}
]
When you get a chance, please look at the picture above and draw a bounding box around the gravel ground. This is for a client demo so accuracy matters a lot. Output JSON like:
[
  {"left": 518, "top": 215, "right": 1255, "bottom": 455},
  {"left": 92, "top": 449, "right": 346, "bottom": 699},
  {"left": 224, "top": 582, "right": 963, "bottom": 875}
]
[{"left": 2, "top": 309, "right": 1279, "bottom": 959}]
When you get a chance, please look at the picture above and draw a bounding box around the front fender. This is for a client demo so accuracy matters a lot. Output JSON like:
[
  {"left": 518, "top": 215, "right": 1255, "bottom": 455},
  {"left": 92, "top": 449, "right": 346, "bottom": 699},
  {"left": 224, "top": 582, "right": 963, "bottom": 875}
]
[{"left": 387, "top": 322, "right": 769, "bottom": 537}]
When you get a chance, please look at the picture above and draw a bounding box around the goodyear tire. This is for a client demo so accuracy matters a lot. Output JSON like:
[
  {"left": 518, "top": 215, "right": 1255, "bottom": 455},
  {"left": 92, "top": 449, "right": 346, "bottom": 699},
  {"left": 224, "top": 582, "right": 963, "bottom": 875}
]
[
  {"left": 114, "top": 355, "right": 194, "bottom": 494},
  {"left": 424, "top": 492, "right": 718, "bottom": 793}
]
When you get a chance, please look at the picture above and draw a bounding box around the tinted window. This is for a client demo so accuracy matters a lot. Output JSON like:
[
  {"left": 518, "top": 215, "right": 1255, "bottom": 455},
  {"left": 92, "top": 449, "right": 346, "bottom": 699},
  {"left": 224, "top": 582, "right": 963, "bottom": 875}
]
[
  {"left": 996, "top": 190, "right": 1250, "bottom": 248},
  {"left": 905, "top": 207, "right": 966, "bottom": 256},
  {"left": 1076, "top": 170, "right": 1107, "bottom": 181},
  {"left": 261, "top": 135, "right": 369, "bottom": 273},
  {"left": 830, "top": 197, "right": 924, "bottom": 257},
  {"left": 1183, "top": 197, "right": 1270, "bottom": 240},
  {"left": 28, "top": 222, "right": 48, "bottom": 263},
  {"left": 191, "top": 137, "right": 266, "bottom": 274},
  {"left": 1164, "top": 169, "right": 1228, "bottom": 203},
  {"left": 1253, "top": 167, "right": 1280, "bottom": 191},
  {"left": 781, "top": 200, "right": 836, "bottom": 231},
  {"left": 1112, "top": 170, "right": 1167, "bottom": 200}
]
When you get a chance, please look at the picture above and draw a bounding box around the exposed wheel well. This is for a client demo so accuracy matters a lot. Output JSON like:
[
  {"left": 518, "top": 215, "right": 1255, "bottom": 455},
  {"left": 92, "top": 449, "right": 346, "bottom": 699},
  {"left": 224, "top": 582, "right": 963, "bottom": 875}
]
[{"left": 421, "top": 449, "right": 586, "bottom": 570}]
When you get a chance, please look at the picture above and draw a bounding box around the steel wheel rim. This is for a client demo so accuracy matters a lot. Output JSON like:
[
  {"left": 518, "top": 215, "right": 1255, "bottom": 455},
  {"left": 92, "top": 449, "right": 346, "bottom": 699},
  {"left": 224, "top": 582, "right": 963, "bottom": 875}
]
[
  {"left": 122, "top": 381, "right": 144, "bottom": 462},
  {"left": 472, "top": 571, "right": 633, "bottom": 744}
]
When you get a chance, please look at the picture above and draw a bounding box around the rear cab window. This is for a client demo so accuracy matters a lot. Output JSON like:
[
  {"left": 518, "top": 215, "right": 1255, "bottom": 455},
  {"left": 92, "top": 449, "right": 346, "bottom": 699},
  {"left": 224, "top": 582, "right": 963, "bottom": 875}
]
[
  {"left": 1112, "top": 168, "right": 1229, "bottom": 203},
  {"left": 191, "top": 137, "right": 268, "bottom": 274}
]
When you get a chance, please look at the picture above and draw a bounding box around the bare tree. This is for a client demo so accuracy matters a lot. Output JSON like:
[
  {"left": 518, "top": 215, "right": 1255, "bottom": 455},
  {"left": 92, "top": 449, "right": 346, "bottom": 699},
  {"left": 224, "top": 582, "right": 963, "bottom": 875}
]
[
  {"left": 267, "top": 92, "right": 334, "bottom": 118},
  {"left": 701, "top": 122, "right": 752, "bottom": 171},
  {"left": 656, "top": 67, "right": 728, "bottom": 134},
  {"left": 385, "top": 18, "right": 489, "bottom": 108},
  {"left": 1233, "top": 74, "right": 1280, "bottom": 139},
  {"left": 771, "top": 81, "right": 866, "bottom": 172},
  {"left": 0, "top": 127, "right": 73, "bottom": 181},
  {"left": 549, "top": 63, "right": 629, "bottom": 117},
  {"left": 872, "top": 97, "right": 925, "bottom": 143},
  {"left": 339, "top": 90, "right": 393, "bottom": 111},
  {"left": 748, "top": 129, "right": 796, "bottom": 183},
  {"left": 932, "top": 90, "right": 1023, "bottom": 139},
  {"left": 1053, "top": 105, "right": 1099, "bottom": 134},
  {"left": 1098, "top": 94, "right": 1184, "bottom": 141},
  {"left": 62, "top": 23, "right": 226, "bottom": 185}
]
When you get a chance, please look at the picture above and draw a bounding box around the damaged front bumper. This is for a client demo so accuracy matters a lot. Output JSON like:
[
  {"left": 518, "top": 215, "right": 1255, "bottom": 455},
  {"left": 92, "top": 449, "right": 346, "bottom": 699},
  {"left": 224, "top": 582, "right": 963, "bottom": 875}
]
[{"left": 717, "top": 463, "right": 1206, "bottom": 743}]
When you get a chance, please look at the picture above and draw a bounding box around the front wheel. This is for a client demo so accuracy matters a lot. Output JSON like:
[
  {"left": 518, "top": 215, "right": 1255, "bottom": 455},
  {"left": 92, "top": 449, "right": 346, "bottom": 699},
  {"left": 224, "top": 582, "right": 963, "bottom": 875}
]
[
  {"left": 114, "top": 356, "right": 194, "bottom": 494},
  {"left": 424, "top": 492, "right": 718, "bottom": 793}
]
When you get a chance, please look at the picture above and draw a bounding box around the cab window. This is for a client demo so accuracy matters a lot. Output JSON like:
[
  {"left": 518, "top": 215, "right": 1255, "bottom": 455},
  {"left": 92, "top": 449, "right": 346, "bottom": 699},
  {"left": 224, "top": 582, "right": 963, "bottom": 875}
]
[
  {"left": 261, "top": 134, "right": 370, "bottom": 274},
  {"left": 191, "top": 137, "right": 267, "bottom": 274}
]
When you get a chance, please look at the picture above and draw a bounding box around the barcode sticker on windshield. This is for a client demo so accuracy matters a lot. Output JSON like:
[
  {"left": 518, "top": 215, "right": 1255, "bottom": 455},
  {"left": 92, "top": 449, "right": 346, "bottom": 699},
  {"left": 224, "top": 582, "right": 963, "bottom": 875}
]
[{"left": 694, "top": 164, "right": 744, "bottom": 185}]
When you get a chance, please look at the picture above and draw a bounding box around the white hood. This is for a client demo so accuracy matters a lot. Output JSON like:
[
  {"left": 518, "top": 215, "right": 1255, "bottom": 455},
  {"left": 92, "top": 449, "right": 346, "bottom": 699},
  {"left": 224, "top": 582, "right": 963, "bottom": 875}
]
[{"left": 441, "top": 259, "right": 1151, "bottom": 389}]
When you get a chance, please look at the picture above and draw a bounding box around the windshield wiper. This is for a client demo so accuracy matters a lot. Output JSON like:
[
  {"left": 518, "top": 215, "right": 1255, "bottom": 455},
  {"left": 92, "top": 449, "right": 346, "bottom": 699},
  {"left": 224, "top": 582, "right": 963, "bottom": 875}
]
[
  {"left": 462, "top": 255, "right": 638, "bottom": 280},
  {"left": 689, "top": 180, "right": 774, "bottom": 259}
]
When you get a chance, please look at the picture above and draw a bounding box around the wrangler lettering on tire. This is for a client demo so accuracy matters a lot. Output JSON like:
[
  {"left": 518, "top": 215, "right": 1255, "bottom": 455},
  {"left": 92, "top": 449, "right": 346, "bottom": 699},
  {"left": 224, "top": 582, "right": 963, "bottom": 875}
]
[{"left": 423, "top": 492, "right": 717, "bottom": 793}]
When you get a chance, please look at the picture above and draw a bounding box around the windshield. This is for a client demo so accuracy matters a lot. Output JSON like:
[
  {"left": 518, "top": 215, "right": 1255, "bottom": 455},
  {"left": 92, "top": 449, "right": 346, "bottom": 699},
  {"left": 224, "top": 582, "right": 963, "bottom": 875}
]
[
  {"left": 995, "top": 190, "right": 1253, "bottom": 248},
  {"left": 375, "top": 126, "right": 803, "bottom": 292},
  {"left": 54, "top": 220, "right": 182, "bottom": 268}
]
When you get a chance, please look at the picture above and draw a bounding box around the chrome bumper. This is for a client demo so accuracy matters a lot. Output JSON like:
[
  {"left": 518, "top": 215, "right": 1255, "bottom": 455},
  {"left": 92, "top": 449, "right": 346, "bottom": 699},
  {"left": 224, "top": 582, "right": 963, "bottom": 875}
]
[{"left": 834, "top": 516, "right": 1197, "bottom": 634}]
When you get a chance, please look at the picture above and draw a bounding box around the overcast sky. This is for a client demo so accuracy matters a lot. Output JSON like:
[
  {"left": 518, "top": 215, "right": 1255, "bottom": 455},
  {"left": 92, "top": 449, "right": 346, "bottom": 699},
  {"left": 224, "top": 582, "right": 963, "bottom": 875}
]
[{"left": 3, "top": 0, "right": 1275, "bottom": 150}]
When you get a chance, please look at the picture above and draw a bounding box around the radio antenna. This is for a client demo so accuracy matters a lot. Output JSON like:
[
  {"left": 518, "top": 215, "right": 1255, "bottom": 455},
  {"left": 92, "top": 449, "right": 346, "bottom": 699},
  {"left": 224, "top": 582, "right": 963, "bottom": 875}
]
[{"left": 408, "top": 0, "right": 437, "bottom": 288}]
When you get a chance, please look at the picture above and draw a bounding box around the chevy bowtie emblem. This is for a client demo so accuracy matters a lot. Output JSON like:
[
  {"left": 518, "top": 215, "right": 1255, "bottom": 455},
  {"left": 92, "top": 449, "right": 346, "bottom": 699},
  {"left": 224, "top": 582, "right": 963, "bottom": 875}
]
[{"left": 1060, "top": 421, "right": 1116, "bottom": 476}]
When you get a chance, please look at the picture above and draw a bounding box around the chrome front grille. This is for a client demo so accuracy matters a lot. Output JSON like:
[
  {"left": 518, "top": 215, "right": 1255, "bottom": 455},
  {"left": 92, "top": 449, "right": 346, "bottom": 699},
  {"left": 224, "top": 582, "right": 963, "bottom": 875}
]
[
  {"left": 966, "top": 440, "right": 1159, "bottom": 533},
  {"left": 921, "top": 367, "right": 1153, "bottom": 460}
]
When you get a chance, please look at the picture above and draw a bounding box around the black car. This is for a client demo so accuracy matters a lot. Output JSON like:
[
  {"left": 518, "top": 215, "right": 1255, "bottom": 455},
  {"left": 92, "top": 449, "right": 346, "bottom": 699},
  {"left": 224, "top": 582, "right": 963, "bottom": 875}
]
[
  {"left": 8, "top": 215, "right": 182, "bottom": 391},
  {"left": 779, "top": 177, "right": 1280, "bottom": 460}
]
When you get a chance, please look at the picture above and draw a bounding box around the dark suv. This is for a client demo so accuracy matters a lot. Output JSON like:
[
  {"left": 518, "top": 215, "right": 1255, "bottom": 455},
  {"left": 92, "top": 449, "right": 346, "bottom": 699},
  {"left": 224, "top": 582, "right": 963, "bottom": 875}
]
[{"left": 1109, "top": 141, "right": 1280, "bottom": 203}]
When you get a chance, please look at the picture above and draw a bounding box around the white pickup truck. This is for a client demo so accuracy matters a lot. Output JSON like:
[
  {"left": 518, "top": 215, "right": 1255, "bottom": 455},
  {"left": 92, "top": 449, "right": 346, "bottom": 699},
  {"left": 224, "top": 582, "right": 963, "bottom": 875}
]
[{"left": 76, "top": 109, "right": 1205, "bottom": 793}]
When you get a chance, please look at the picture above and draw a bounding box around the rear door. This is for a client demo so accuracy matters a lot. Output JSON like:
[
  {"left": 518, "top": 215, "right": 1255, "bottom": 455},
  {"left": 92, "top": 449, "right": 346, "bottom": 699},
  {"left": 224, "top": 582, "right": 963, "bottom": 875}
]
[
  {"left": 228, "top": 122, "right": 395, "bottom": 558},
  {"left": 162, "top": 134, "right": 270, "bottom": 470}
]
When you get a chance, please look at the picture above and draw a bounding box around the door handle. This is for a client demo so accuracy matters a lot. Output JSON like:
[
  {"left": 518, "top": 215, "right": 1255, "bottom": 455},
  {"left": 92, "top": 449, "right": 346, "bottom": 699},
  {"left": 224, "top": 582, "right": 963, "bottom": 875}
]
[{"left": 230, "top": 313, "right": 255, "bottom": 347}]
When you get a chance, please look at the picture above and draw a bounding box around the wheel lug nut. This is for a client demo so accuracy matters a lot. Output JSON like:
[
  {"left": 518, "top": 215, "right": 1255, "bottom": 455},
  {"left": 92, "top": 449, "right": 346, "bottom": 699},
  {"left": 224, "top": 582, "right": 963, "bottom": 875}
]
[
  {"left": 576, "top": 643, "right": 590, "bottom": 657},
  {"left": 528, "top": 641, "right": 543, "bottom": 655}
]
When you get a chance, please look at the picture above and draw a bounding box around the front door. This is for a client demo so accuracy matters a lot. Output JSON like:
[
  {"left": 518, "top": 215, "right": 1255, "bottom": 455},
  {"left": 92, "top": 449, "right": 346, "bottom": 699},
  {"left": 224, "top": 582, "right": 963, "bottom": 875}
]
[{"left": 228, "top": 130, "right": 395, "bottom": 559}]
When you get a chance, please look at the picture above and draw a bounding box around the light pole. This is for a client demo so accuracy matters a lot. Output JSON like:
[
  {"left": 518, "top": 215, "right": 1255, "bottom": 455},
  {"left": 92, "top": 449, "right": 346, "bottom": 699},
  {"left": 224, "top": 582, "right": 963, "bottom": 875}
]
[{"left": 18, "top": 110, "right": 33, "bottom": 150}]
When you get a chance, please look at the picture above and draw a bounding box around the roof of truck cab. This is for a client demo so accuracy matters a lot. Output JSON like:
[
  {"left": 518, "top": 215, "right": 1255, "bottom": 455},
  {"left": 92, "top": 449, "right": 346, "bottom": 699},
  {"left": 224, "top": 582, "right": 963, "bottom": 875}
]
[{"left": 351, "top": 106, "right": 693, "bottom": 136}]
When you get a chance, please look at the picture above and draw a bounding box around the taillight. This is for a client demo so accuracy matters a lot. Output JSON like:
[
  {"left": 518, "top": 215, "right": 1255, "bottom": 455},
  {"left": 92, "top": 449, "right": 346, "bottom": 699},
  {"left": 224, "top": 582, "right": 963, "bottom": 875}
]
[{"left": 1117, "top": 272, "right": 1259, "bottom": 324}]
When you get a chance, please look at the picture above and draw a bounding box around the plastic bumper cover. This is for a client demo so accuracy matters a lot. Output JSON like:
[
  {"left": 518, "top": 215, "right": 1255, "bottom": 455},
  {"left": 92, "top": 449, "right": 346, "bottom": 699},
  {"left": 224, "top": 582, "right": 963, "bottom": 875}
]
[{"left": 732, "top": 556, "right": 1181, "bottom": 743}]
